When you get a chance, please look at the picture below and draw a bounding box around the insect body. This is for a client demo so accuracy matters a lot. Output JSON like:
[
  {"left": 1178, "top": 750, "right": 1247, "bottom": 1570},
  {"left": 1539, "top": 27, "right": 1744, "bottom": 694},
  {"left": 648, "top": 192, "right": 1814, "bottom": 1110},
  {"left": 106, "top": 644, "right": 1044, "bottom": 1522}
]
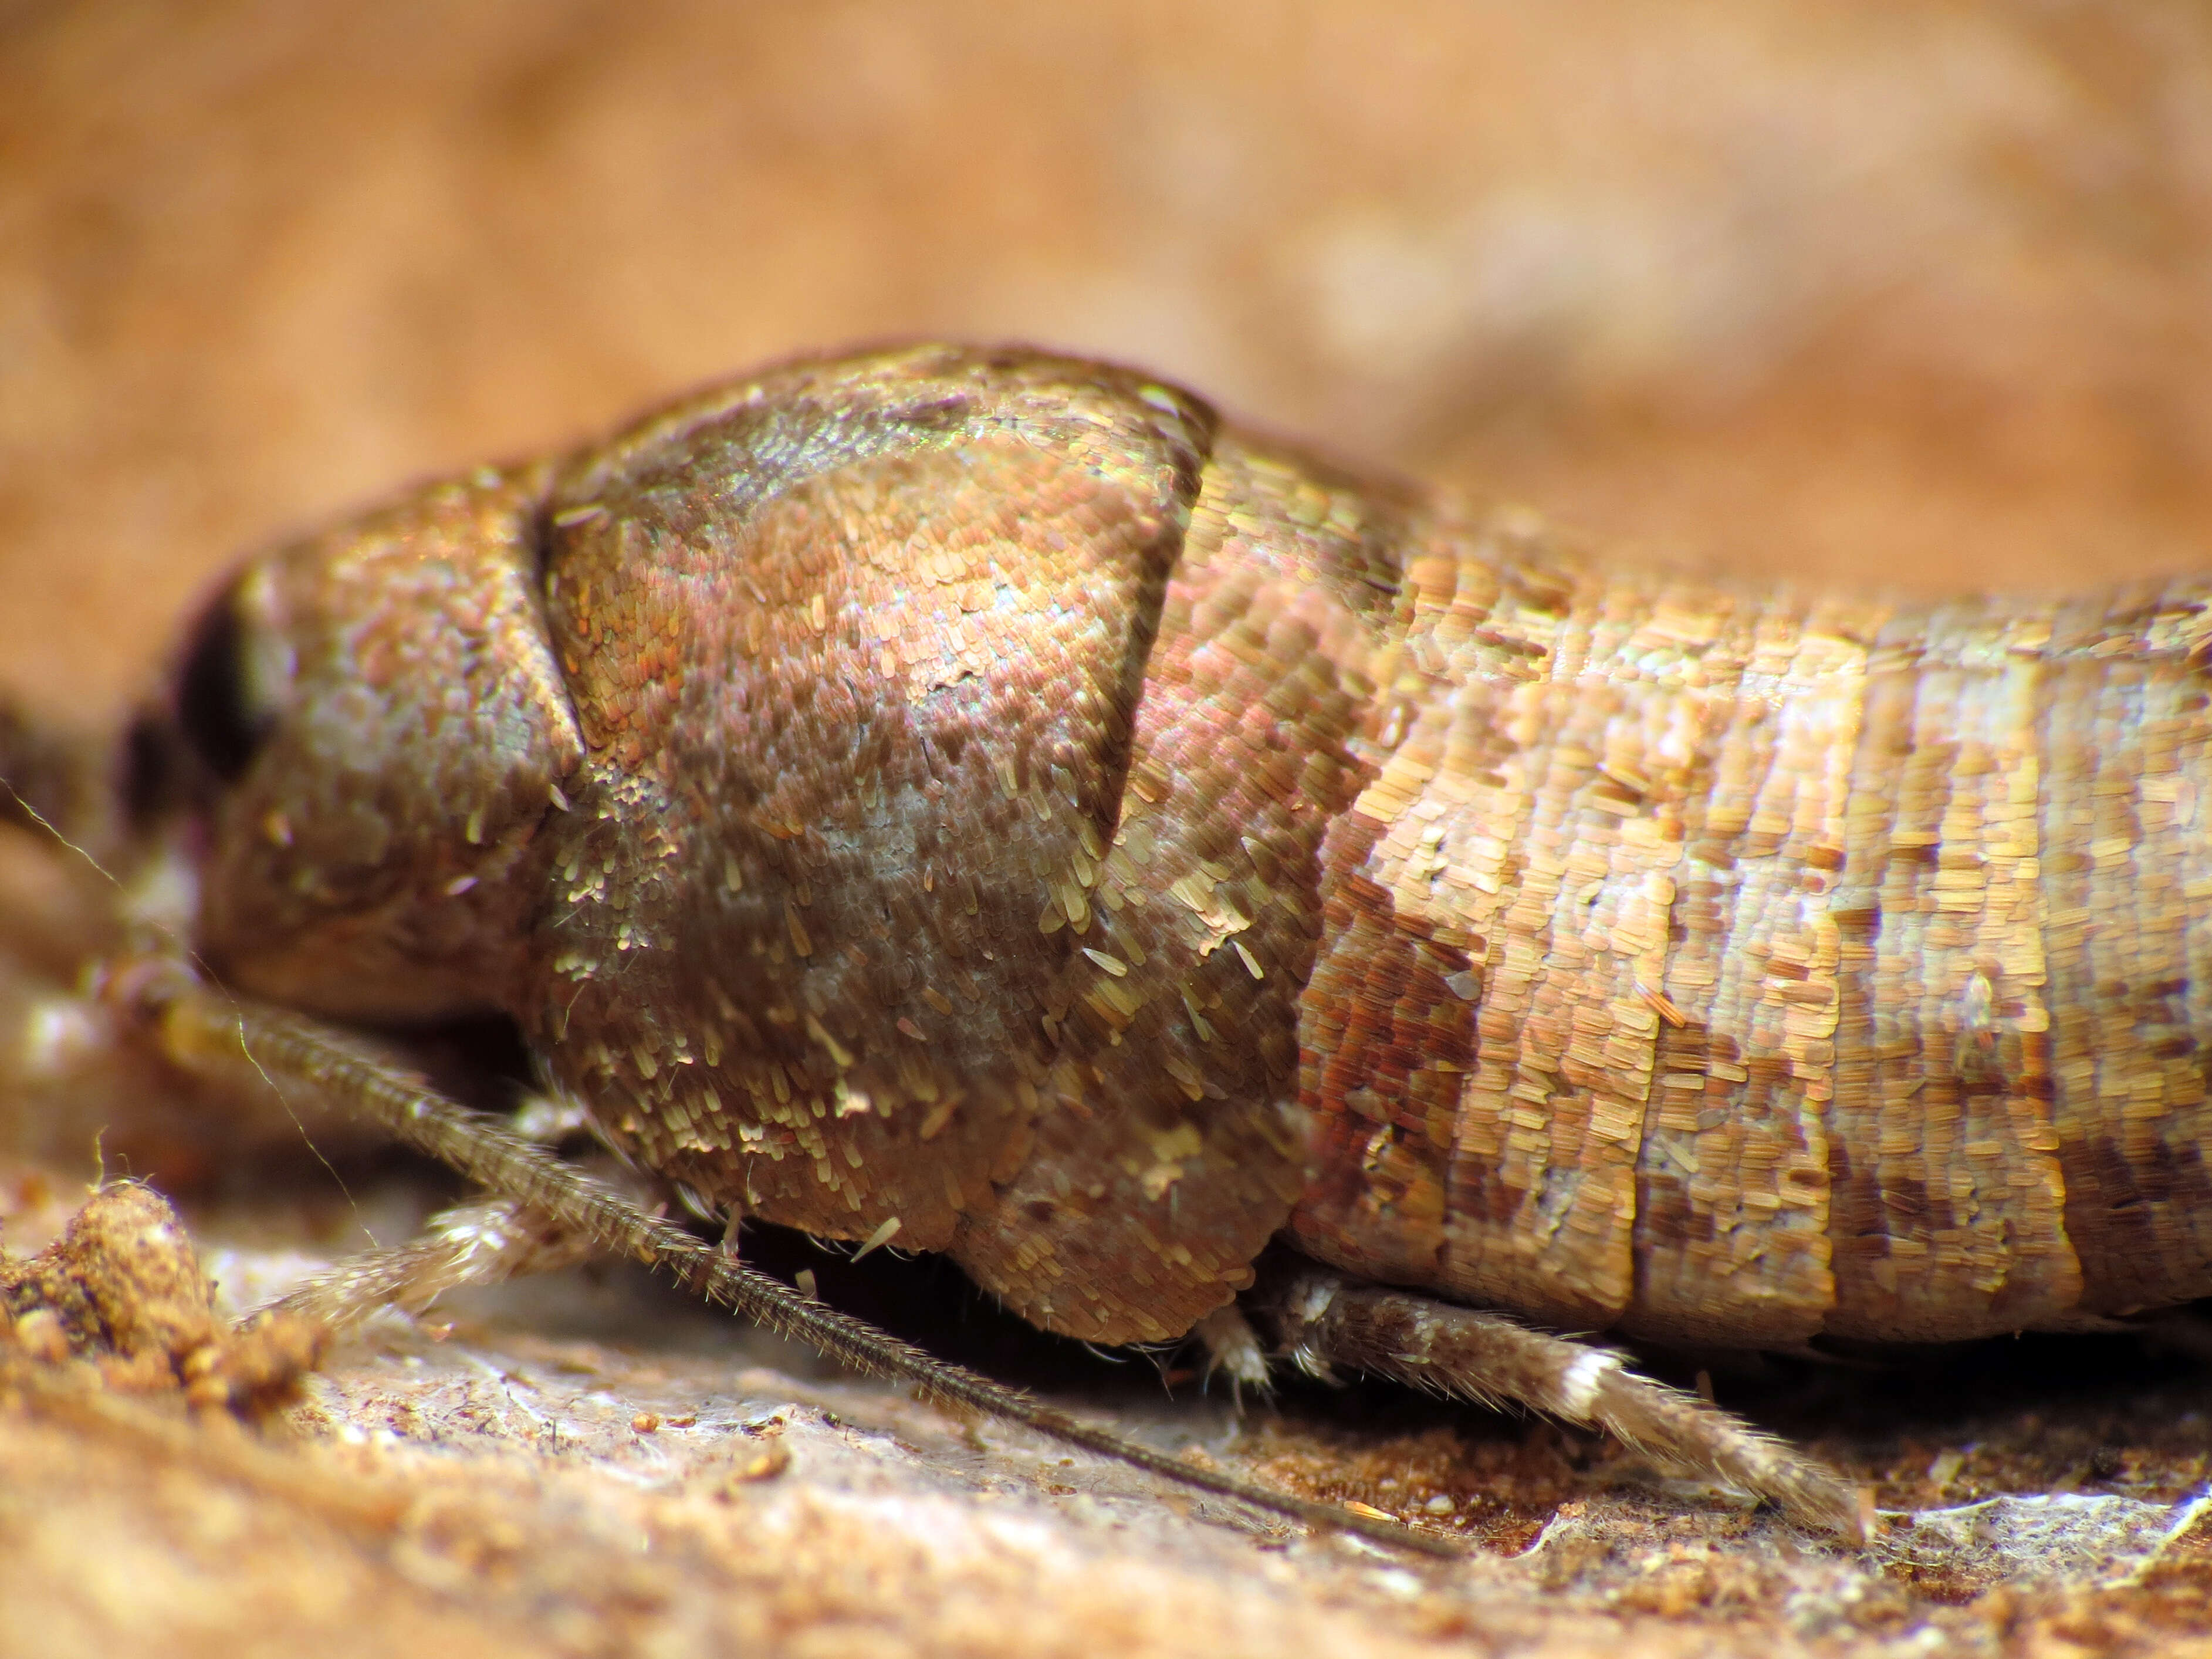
[{"left": 23, "top": 343, "right": 2212, "bottom": 1542}]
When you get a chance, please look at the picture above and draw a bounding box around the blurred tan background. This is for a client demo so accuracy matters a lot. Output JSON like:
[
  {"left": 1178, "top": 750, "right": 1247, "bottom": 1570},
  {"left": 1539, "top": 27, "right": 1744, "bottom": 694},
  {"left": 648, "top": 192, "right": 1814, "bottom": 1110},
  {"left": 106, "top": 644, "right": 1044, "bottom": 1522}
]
[{"left": 8, "top": 0, "right": 2212, "bottom": 729}]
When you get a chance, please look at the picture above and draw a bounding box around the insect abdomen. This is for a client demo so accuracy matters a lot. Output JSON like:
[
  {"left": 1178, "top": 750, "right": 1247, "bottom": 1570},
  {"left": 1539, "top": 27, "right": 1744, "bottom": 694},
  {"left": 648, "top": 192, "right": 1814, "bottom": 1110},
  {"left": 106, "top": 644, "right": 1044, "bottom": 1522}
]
[
  {"left": 1253, "top": 445, "right": 2212, "bottom": 1347},
  {"left": 155, "top": 342, "right": 2212, "bottom": 1360}
]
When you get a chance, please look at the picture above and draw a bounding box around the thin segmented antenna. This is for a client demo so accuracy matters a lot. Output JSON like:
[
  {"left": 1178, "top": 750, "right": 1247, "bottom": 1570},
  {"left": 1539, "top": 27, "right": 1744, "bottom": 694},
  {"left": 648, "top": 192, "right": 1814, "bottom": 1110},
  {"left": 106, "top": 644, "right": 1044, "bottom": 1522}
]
[
  {"left": 0, "top": 699, "right": 103, "bottom": 847},
  {"left": 127, "top": 962, "right": 1466, "bottom": 1560}
]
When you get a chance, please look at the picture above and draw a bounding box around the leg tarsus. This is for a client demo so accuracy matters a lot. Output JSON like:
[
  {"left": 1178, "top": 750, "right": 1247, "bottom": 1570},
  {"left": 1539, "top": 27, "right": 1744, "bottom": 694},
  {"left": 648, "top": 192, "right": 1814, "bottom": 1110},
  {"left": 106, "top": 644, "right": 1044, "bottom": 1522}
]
[
  {"left": 1257, "top": 1267, "right": 1865, "bottom": 1542},
  {"left": 1192, "top": 1303, "right": 1270, "bottom": 1405},
  {"left": 267, "top": 1197, "right": 591, "bottom": 1333},
  {"left": 128, "top": 968, "right": 1462, "bottom": 1557}
]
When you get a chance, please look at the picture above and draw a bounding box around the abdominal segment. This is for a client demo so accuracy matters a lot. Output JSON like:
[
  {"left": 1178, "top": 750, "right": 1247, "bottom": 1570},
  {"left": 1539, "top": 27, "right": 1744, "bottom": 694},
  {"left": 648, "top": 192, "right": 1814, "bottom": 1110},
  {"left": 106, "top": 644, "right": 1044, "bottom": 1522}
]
[{"left": 1284, "top": 504, "right": 2212, "bottom": 1346}]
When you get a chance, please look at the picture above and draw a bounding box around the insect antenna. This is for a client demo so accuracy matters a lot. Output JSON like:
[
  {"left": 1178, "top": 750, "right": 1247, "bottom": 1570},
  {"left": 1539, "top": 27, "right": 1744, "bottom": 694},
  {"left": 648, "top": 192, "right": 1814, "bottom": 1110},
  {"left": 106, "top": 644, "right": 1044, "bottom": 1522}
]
[{"left": 126, "top": 963, "right": 1466, "bottom": 1559}]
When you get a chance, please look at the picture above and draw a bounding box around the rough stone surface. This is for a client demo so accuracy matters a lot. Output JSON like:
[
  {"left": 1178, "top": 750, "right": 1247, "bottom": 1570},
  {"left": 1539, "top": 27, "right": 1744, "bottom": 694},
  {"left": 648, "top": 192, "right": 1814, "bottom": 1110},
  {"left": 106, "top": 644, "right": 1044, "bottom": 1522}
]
[{"left": 4, "top": 1159, "right": 2212, "bottom": 1657}]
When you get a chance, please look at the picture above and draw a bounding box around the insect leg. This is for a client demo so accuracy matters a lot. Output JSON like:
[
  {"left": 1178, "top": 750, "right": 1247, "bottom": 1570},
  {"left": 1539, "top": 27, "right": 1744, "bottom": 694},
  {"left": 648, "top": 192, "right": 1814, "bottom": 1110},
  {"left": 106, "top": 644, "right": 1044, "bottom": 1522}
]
[
  {"left": 267, "top": 1197, "right": 591, "bottom": 1332},
  {"left": 1256, "top": 1266, "right": 1866, "bottom": 1541},
  {"left": 1190, "top": 1303, "right": 1271, "bottom": 1403},
  {"left": 118, "top": 962, "right": 1464, "bottom": 1557},
  {"left": 262, "top": 1094, "right": 624, "bottom": 1330}
]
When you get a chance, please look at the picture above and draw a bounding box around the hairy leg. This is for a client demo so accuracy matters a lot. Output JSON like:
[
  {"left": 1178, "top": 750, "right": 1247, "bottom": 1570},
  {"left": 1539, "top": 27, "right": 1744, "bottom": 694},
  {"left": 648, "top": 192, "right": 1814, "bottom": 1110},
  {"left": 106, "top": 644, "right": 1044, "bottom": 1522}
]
[
  {"left": 270, "top": 1196, "right": 592, "bottom": 1332},
  {"left": 119, "top": 959, "right": 1461, "bottom": 1556},
  {"left": 268, "top": 1096, "right": 618, "bottom": 1331},
  {"left": 1253, "top": 1266, "right": 1865, "bottom": 1540},
  {"left": 1190, "top": 1303, "right": 1271, "bottom": 1402}
]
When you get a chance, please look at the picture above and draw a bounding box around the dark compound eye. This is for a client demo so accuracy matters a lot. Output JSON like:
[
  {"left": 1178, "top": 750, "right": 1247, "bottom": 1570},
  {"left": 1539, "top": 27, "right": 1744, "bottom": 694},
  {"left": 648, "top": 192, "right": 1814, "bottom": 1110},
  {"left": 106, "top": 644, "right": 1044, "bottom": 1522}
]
[{"left": 173, "top": 585, "right": 276, "bottom": 784}]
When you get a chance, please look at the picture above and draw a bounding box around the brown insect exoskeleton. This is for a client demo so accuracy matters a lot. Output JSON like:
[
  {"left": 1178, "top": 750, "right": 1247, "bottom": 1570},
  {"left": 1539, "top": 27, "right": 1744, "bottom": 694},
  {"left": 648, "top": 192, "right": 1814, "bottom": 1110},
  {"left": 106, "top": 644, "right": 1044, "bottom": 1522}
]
[{"left": 11, "top": 342, "right": 2210, "bottom": 1550}]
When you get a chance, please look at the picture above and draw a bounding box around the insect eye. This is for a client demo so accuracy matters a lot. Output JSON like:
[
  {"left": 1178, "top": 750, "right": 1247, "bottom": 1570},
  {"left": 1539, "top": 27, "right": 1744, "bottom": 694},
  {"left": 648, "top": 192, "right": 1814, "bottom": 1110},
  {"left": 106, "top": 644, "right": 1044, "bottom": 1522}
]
[{"left": 173, "top": 587, "right": 277, "bottom": 785}]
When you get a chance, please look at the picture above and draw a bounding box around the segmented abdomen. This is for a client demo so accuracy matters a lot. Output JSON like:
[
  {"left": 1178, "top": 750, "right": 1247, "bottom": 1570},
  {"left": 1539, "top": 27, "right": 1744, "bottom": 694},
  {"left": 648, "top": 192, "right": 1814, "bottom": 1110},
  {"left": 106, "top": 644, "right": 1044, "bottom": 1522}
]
[{"left": 1260, "top": 450, "right": 2212, "bottom": 1346}]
